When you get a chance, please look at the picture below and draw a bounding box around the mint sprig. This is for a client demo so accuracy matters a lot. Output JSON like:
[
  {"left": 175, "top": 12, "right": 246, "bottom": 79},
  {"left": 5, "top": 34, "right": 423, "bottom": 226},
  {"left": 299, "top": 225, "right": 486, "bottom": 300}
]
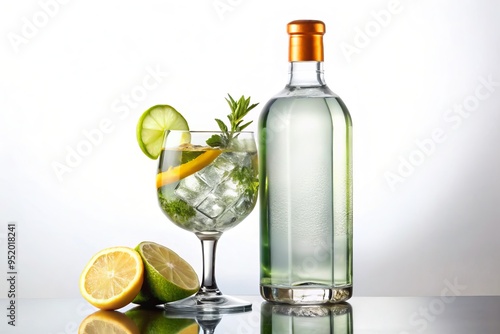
[
  {"left": 158, "top": 192, "right": 195, "bottom": 224},
  {"left": 232, "top": 166, "right": 259, "bottom": 199},
  {"left": 206, "top": 94, "right": 258, "bottom": 148}
]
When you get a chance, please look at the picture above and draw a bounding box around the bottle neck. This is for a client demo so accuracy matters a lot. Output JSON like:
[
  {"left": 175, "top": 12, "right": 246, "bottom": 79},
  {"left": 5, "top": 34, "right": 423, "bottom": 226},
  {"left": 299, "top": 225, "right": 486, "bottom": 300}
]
[{"left": 287, "top": 61, "right": 326, "bottom": 88}]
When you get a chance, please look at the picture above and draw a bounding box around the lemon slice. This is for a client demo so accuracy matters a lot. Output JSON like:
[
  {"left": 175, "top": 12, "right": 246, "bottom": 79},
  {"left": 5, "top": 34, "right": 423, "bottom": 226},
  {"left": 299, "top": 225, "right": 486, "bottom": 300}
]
[
  {"left": 79, "top": 247, "right": 144, "bottom": 310},
  {"left": 79, "top": 310, "right": 140, "bottom": 334},
  {"left": 133, "top": 241, "right": 199, "bottom": 306},
  {"left": 156, "top": 149, "right": 221, "bottom": 188},
  {"left": 137, "top": 105, "right": 189, "bottom": 159}
]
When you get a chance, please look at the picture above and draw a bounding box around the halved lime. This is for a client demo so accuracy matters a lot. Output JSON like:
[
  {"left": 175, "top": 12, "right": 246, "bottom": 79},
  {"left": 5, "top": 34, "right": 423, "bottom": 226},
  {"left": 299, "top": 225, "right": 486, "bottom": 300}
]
[
  {"left": 132, "top": 241, "right": 199, "bottom": 306},
  {"left": 136, "top": 105, "right": 189, "bottom": 159}
]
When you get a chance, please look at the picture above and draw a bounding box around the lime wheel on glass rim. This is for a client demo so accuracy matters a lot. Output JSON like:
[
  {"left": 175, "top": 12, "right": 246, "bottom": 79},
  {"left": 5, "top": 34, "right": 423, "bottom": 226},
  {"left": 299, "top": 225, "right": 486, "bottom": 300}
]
[{"left": 136, "top": 105, "right": 189, "bottom": 159}]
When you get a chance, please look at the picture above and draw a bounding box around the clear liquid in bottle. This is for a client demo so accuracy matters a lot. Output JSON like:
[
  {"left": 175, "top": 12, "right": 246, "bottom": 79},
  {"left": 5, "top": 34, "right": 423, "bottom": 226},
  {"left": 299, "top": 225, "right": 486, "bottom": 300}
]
[{"left": 259, "top": 20, "right": 353, "bottom": 304}]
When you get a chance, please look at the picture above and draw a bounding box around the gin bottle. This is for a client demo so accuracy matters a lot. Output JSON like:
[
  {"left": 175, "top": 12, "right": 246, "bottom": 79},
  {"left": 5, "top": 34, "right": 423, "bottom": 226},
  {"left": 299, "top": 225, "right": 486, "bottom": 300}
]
[{"left": 259, "top": 20, "right": 353, "bottom": 304}]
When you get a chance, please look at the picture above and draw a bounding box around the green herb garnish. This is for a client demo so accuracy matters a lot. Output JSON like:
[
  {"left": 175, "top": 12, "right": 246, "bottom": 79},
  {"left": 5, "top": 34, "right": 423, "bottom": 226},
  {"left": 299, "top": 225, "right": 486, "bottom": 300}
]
[
  {"left": 206, "top": 94, "right": 258, "bottom": 148},
  {"left": 232, "top": 166, "right": 259, "bottom": 199},
  {"left": 158, "top": 192, "right": 195, "bottom": 224}
]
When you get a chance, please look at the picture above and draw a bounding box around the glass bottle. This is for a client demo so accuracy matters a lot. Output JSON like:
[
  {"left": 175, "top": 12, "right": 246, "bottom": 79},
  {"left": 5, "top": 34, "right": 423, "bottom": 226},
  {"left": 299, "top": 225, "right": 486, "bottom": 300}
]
[{"left": 259, "top": 20, "right": 353, "bottom": 304}]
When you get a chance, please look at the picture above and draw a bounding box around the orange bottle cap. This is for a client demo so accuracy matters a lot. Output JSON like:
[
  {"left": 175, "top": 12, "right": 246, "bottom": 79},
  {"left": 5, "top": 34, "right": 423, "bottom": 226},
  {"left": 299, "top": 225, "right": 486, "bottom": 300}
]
[{"left": 287, "top": 20, "right": 325, "bottom": 62}]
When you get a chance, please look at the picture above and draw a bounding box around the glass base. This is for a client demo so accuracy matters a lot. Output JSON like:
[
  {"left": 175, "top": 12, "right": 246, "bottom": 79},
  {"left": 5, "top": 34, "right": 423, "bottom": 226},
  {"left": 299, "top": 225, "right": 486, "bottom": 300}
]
[
  {"left": 260, "top": 285, "right": 352, "bottom": 305},
  {"left": 164, "top": 294, "right": 252, "bottom": 314}
]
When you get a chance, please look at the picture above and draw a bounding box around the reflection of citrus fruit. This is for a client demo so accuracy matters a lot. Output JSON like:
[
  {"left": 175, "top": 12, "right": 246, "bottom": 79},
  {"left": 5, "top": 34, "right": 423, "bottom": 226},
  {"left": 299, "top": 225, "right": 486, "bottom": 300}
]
[
  {"left": 126, "top": 307, "right": 199, "bottom": 334},
  {"left": 79, "top": 247, "right": 144, "bottom": 310},
  {"left": 136, "top": 105, "right": 189, "bottom": 159},
  {"left": 133, "top": 241, "right": 199, "bottom": 306},
  {"left": 156, "top": 149, "right": 221, "bottom": 188},
  {"left": 79, "top": 310, "right": 140, "bottom": 334}
]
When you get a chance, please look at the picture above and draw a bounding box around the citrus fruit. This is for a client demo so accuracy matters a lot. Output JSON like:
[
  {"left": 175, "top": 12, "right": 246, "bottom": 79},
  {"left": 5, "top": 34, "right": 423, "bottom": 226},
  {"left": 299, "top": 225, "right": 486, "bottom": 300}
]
[
  {"left": 80, "top": 247, "right": 144, "bottom": 310},
  {"left": 126, "top": 307, "right": 199, "bottom": 334},
  {"left": 79, "top": 310, "right": 140, "bottom": 334},
  {"left": 133, "top": 241, "right": 199, "bottom": 306},
  {"left": 136, "top": 105, "right": 189, "bottom": 159},
  {"left": 156, "top": 148, "right": 221, "bottom": 188}
]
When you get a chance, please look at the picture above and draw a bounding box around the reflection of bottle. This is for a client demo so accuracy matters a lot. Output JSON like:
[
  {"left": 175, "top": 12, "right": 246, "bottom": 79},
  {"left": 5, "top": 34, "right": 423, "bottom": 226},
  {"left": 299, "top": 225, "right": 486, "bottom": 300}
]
[
  {"left": 259, "top": 20, "right": 353, "bottom": 304},
  {"left": 261, "top": 302, "right": 353, "bottom": 333}
]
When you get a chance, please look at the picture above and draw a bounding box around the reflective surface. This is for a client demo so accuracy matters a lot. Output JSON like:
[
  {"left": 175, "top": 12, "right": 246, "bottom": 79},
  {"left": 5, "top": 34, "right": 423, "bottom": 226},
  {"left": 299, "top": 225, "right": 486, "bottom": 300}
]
[
  {"left": 2, "top": 296, "right": 500, "bottom": 333},
  {"left": 261, "top": 302, "right": 352, "bottom": 333}
]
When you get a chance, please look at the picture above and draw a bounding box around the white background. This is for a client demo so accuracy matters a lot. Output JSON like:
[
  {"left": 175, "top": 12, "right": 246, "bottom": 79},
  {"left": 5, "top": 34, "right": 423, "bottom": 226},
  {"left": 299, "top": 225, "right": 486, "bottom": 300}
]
[{"left": 1, "top": 0, "right": 499, "bottom": 299}]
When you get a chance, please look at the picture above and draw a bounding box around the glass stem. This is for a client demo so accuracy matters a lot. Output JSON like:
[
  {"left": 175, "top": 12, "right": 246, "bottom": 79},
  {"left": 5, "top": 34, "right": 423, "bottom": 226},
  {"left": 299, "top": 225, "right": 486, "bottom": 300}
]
[{"left": 196, "top": 232, "right": 222, "bottom": 296}]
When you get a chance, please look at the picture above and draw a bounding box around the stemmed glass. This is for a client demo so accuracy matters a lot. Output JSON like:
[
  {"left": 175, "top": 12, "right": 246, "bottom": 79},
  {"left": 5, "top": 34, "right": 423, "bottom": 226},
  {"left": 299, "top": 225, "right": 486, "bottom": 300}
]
[{"left": 156, "top": 130, "right": 258, "bottom": 313}]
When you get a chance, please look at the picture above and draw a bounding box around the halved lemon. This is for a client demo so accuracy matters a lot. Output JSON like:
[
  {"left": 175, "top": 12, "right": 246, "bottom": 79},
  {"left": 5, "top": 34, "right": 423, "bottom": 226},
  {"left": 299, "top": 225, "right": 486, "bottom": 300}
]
[
  {"left": 79, "top": 247, "right": 144, "bottom": 310},
  {"left": 156, "top": 149, "right": 221, "bottom": 188},
  {"left": 136, "top": 105, "right": 189, "bottom": 159}
]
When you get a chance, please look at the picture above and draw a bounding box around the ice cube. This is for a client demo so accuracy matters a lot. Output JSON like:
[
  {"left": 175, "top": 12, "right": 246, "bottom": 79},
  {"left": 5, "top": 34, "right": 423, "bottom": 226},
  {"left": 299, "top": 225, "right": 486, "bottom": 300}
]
[
  {"left": 231, "top": 194, "right": 254, "bottom": 216},
  {"left": 197, "top": 193, "right": 227, "bottom": 218},
  {"left": 215, "top": 208, "right": 239, "bottom": 231},
  {"left": 197, "top": 164, "right": 229, "bottom": 187},
  {"left": 174, "top": 174, "right": 212, "bottom": 206},
  {"left": 212, "top": 176, "right": 241, "bottom": 206},
  {"left": 191, "top": 211, "right": 216, "bottom": 231},
  {"left": 225, "top": 152, "right": 252, "bottom": 169},
  {"left": 211, "top": 153, "right": 237, "bottom": 172}
]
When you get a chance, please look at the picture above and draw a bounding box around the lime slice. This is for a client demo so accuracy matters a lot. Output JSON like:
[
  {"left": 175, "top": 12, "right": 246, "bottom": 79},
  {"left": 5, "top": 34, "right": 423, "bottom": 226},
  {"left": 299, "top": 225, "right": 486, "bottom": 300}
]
[
  {"left": 126, "top": 307, "right": 199, "bottom": 334},
  {"left": 136, "top": 105, "right": 189, "bottom": 159},
  {"left": 132, "top": 241, "right": 199, "bottom": 306}
]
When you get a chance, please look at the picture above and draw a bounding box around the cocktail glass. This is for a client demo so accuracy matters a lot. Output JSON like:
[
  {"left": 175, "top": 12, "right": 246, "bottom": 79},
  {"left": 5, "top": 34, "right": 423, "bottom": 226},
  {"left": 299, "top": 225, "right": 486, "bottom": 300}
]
[{"left": 156, "top": 130, "right": 258, "bottom": 313}]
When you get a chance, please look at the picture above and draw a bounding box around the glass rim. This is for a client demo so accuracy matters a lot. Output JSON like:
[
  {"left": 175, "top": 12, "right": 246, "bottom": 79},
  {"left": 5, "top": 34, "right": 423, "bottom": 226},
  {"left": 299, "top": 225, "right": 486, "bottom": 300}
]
[{"left": 167, "top": 130, "right": 254, "bottom": 134}]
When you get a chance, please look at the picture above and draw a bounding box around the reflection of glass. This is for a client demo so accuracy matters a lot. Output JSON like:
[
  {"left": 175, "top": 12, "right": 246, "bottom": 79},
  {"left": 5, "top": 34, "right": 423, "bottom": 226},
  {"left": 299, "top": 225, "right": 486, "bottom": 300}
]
[
  {"left": 157, "top": 131, "right": 258, "bottom": 313},
  {"left": 261, "top": 302, "right": 353, "bottom": 334},
  {"left": 165, "top": 312, "right": 225, "bottom": 334}
]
